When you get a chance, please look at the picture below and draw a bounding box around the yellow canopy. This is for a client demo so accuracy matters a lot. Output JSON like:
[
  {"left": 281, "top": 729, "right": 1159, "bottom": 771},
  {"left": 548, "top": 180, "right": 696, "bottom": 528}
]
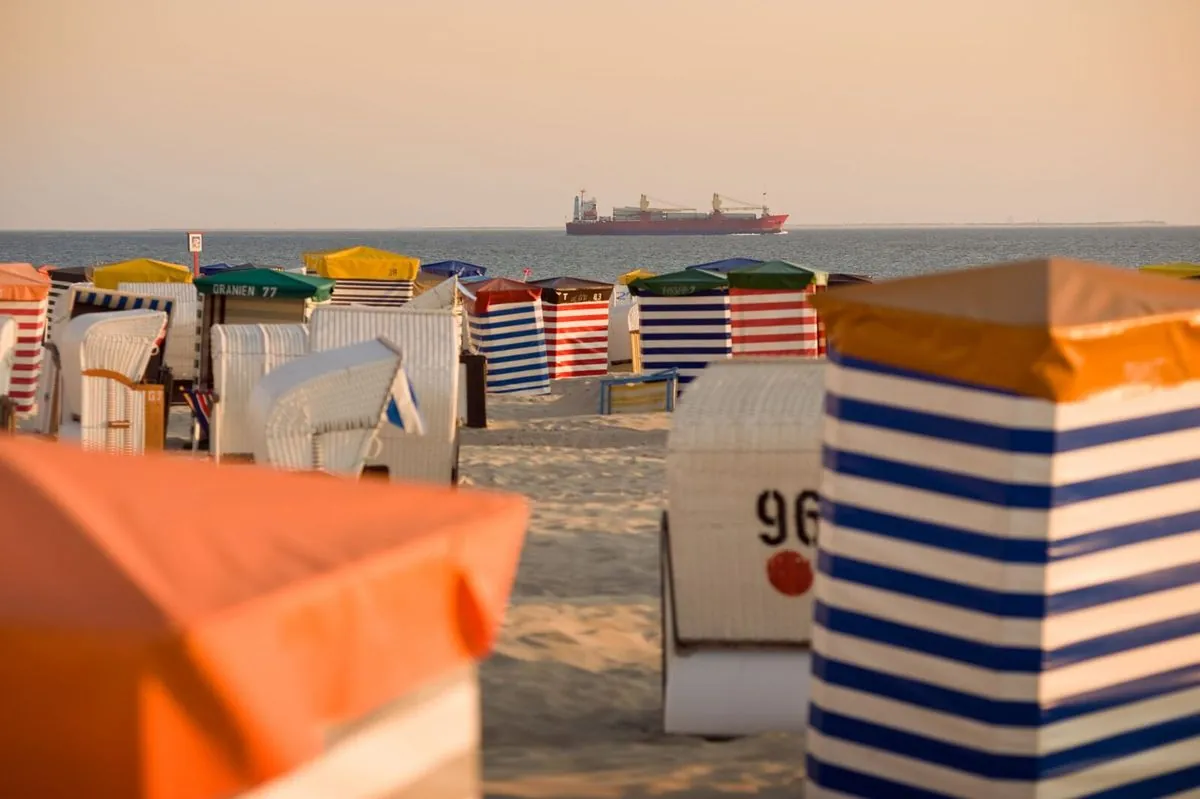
[
  {"left": 1139, "top": 263, "right": 1200, "bottom": 279},
  {"left": 92, "top": 258, "right": 193, "bottom": 289},
  {"left": 618, "top": 268, "right": 656, "bottom": 285},
  {"left": 302, "top": 246, "right": 420, "bottom": 281}
]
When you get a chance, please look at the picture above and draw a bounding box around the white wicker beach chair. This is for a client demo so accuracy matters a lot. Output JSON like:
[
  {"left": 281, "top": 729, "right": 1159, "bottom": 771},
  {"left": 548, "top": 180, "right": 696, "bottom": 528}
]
[
  {"left": 210, "top": 324, "right": 310, "bottom": 462},
  {"left": 309, "top": 306, "right": 459, "bottom": 484},
  {"left": 57, "top": 310, "right": 168, "bottom": 439},
  {"left": 247, "top": 337, "right": 424, "bottom": 477},
  {"left": 79, "top": 370, "right": 166, "bottom": 455},
  {"left": 661, "top": 357, "right": 826, "bottom": 737},
  {"left": 0, "top": 315, "right": 16, "bottom": 397},
  {"left": 119, "top": 281, "right": 201, "bottom": 382}
]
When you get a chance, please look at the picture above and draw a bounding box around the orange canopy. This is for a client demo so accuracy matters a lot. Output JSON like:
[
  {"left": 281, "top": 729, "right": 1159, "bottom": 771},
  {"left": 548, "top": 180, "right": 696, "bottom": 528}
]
[
  {"left": 0, "top": 263, "right": 51, "bottom": 302},
  {"left": 0, "top": 436, "right": 528, "bottom": 799},
  {"left": 810, "top": 256, "right": 1200, "bottom": 401}
]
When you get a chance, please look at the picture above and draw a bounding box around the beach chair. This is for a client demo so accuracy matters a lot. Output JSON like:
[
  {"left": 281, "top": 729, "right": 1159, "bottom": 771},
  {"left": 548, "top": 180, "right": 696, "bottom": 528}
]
[
  {"left": 57, "top": 309, "right": 168, "bottom": 442},
  {"left": 247, "top": 337, "right": 424, "bottom": 477},
  {"left": 309, "top": 306, "right": 460, "bottom": 484},
  {"left": 660, "top": 358, "right": 825, "bottom": 737}
]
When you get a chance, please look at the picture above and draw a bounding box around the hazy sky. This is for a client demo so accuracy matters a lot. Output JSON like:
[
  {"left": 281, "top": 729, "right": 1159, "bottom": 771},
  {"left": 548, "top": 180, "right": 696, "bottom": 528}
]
[{"left": 2, "top": 0, "right": 1198, "bottom": 229}]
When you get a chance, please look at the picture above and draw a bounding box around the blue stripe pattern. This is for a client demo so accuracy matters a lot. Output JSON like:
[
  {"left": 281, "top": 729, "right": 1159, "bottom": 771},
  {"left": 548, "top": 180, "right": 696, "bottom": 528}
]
[
  {"left": 75, "top": 289, "right": 175, "bottom": 318},
  {"left": 468, "top": 302, "right": 550, "bottom": 395},
  {"left": 637, "top": 290, "right": 731, "bottom": 384},
  {"left": 808, "top": 350, "right": 1200, "bottom": 797}
]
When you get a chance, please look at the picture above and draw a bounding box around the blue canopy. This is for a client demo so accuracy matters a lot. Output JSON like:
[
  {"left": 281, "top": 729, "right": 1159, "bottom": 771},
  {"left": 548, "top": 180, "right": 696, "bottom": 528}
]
[
  {"left": 422, "top": 260, "right": 488, "bottom": 278},
  {"left": 200, "top": 262, "right": 236, "bottom": 276},
  {"left": 684, "top": 257, "right": 765, "bottom": 273}
]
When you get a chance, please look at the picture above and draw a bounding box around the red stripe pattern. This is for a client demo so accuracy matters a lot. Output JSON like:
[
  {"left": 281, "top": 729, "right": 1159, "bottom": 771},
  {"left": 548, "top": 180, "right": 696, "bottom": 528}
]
[
  {"left": 812, "top": 283, "right": 828, "bottom": 356},
  {"left": 1, "top": 298, "right": 48, "bottom": 414},
  {"left": 542, "top": 300, "right": 610, "bottom": 379},
  {"left": 730, "top": 287, "right": 819, "bottom": 357}
]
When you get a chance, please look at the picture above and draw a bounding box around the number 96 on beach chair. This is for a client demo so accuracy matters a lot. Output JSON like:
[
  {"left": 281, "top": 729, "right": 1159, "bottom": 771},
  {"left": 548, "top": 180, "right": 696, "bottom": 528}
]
[{"left": 661, "top": 358, "right": 825, "bottom": 737}]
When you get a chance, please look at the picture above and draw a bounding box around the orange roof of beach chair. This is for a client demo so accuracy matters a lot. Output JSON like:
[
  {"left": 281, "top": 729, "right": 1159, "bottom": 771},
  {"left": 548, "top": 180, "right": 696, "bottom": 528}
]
[{"left": 0, "top": 435, "right": 528, "bottom": 798}]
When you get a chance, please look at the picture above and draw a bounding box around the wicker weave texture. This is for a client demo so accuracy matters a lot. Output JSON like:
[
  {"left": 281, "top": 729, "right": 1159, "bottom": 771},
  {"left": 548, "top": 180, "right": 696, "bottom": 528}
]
[
  {"left": 60, "top": 310, "right": 167, "bottom": 425},
  {"left": 119, "top": 282, "right": 201, "bottom": 381},
  {"left": 80, "top": 374, "right": 146, "bottom": 455},
  {"left": 247, "top": 338, "right": 403, "bottom": 475},
  {"left": 211, "top": 324, "right": 310, "bottom": 459},
  {"left": 309, "top": 306, "right": 460, "bottom": 483},
  {"left": 667, "top": 359, "right": 826, "bottom": 644}
]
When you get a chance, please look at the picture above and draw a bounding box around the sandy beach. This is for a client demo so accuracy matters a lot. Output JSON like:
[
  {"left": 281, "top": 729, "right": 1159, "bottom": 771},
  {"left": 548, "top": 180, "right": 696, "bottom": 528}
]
[{"left": 458, "top": 381, "right": 806, "bottom": 798}]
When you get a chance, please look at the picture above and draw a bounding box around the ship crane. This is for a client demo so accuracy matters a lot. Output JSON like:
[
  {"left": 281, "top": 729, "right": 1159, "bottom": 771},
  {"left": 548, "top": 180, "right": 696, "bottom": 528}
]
[
  {"left": 641, "top": 194, "right": 695, "bottom": 212},
  {"left": 713, "top": 193, "right": 771, "bottom": 214}
]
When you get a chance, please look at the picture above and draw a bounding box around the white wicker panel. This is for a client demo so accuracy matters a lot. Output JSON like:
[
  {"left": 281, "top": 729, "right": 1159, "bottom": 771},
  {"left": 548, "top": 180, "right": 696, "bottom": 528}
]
[
  {"left": 309, "top": 306, "right": 459, "bottom": 483},
  {"left": 666, "top": 358, "right": 827, "bottom": 645},
  {"left": 235, "top": 668, "right": 480, "bottom": 799},
  {"left": 211, "top": 324, "right": 310, "bottom": 459},
  {"left": 247, "top": 338, "right": 404, "bottom": 476},
  {"left": 59, "top": 310, "right": 167, "bottom": 424},
  {"left": 80, "top": 375, "right": 145, "bottom": 455},
  {"left": 119, "top": 282, "right": 200, "bottom": 381}
]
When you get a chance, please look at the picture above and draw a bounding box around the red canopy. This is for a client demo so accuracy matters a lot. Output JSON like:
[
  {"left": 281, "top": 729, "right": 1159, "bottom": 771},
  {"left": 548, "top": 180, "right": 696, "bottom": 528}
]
[{"left": 467, "top": 277, "right": 542, "bottom": 314}]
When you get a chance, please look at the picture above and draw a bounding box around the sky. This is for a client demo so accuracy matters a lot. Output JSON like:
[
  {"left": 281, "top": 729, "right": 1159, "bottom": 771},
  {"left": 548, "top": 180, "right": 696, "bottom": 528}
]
[{"left": 2, "top": 0, "right": 1198, "bottom": 229}]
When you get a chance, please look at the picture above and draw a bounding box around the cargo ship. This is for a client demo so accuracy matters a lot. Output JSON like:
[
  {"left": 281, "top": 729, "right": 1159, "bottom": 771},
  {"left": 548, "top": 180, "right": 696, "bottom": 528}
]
[{"left": 565, "top": 192, "right": 788, "bottom": 236}]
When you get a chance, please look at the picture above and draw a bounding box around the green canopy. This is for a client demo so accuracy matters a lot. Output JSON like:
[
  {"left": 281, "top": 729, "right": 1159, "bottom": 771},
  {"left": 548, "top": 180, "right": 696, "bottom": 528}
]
[
  {"left": 195, "top": 268, "right": 335, "bottom": 301},
  {"left": 629, "top": 268, "right": 728, "bottom": 297},
  {"left": 726, "top": 260, "right": 823, "bottom": 291}
]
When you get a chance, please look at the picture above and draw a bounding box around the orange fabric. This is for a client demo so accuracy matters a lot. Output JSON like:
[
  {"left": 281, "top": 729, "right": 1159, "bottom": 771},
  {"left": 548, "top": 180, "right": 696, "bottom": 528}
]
[
  {"left": 0, "top": 262, "right": 51, "bottom": 302},
  {"left": 0, "top": 436, "right": 528, "bottom": 798},
  {"left": 810, "top": 257, "right": 1200, "bottom": 401}
]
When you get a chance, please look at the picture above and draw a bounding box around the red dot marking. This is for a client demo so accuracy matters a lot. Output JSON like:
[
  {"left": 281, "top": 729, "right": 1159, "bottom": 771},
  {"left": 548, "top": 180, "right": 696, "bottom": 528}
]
[{"left": 766, "top": 550, "right": 814, "bottom": 597}]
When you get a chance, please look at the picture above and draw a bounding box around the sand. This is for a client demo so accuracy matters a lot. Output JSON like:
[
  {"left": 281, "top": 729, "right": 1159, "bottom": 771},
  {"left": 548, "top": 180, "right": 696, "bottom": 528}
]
[{"left": 461, "top": 380, "right": 806, "bottom": 798}]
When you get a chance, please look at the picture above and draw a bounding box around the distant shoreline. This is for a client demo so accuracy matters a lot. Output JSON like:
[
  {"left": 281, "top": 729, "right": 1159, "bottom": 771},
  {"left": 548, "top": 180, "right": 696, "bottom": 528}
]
[{"left": 0, "top": 221, "right": 1183, "bottom": 233}]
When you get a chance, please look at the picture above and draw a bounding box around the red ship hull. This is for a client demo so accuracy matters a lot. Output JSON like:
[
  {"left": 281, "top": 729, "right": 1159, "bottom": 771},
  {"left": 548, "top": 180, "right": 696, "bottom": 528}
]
[{"left": 566, "top": 213, "right": 788, "bottom": 236}]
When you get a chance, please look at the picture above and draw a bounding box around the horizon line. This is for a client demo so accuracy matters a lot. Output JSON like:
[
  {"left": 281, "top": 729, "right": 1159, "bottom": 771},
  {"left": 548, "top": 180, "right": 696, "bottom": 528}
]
[{"left": 0, "top": 221, "right": 1187, "bottom": 234}]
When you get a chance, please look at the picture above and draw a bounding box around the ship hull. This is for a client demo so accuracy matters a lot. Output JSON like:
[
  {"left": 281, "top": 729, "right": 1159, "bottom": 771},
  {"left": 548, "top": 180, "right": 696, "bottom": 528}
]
[{"left": 566, "top": 214, "right": 788, "bottom": 236}]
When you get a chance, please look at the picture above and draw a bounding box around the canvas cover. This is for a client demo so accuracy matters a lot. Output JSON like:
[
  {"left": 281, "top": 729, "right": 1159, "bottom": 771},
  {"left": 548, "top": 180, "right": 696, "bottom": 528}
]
[
  {"left": 726, "top": 260, "right": 818, "bottom": 291},
  {"left": 811, "top": 256, "right": 1200, "bottom": 400},
  {"left": 0, "top": 435, "right": 528, "bottom": 798},
  {"left": 92, "top": 259, "right": 193, "bottom": 289},
  {"left": 302, "top": 246, "right": 420, "bottom": 281},
  {"left": 528, "top": 276, "right": 614, "bottom": 304},
  {"left": 0, "top": 263, "right": 51, "bottom": 301},
  {"left": 629, "top": 268, "right": 728, "bottom": 297},
  {"left": 421, "top": 260, "right": 487, "bottom": 278},
  {"left": 1139, "top": 262, "right": 1200, "bottom": 279},
  {"left": 196, "top": 268, "right": 335, "bottom": 301},
  {"left": 617, "top": 268, "right": 655, "bottom": 285},
  {"left": 684, "top": 257, "right": 764, "bottom": 273},
  {"left": 467, "top": 277, "right": 542, "bottom": 314}
]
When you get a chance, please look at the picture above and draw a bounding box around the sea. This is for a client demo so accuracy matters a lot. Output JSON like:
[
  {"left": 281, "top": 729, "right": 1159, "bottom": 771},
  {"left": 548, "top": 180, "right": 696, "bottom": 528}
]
[{"left": 1, "top": 227, "right": 1198, "bottom": 282}]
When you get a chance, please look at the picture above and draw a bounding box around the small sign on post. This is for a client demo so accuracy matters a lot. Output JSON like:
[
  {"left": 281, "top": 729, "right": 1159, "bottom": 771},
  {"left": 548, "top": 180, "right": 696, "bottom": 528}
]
[{"left": 187, "top": 232, "right": 203, "bottom": 277}]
